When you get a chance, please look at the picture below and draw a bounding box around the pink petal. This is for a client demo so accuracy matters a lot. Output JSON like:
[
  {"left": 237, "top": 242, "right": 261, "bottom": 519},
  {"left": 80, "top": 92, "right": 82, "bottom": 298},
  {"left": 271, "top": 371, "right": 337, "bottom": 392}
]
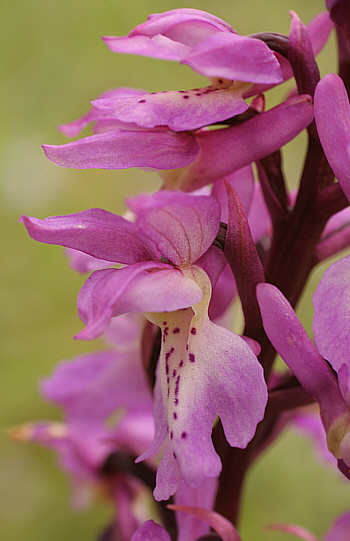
[
  {"left": 43, "top": 129, "right": 199, "bottom": 170},
  {"left": 127, "top": 191, "right": 221, "bottom": 266},
  {"left": 20, "top": 209, "right": 158, "bottom": 265},
  {"left": 313, "top": 255, "right": 350, "bottom": 372},
  {"left": 174, "top": 478, "right": 218, "bottom": 541},
  {"left": 131, "top": 520, "right": 171, "bottom": 541},
  {"left": 76, "top": 264, "right": 203, "bottom": 341},
  {"left": 183, "top": 33, "right": 283, "bottom": 83},
  {"left": 315, "top": 74, "right": 350, "bottom": 202},
  {"left": 92, "top": 85, "right": 248, "bottom": 132},
  {"left": 325, "top": 510, "right": 350, "bottom": 541},
  {"left": 58, "top": 87, "right": 147, "bottom": 137}
]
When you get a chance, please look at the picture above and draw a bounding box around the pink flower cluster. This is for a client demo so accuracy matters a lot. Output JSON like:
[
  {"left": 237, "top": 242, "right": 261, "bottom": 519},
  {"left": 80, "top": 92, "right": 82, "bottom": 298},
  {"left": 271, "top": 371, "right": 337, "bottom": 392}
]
[{"left": 15, "top": 3, "right": 350, "bottom": 540}]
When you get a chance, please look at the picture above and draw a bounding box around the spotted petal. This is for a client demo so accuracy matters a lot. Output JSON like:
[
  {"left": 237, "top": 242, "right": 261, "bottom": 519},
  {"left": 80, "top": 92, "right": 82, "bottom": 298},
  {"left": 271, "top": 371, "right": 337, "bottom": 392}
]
[
  {"left": 92, "top": 85, "right": 248, "bottom": 132},
  {"left": 141, "top": 267, "right": 267, "bottom": 500},
  {"left": 163, "top": 94, "right": 314, "bottom": 191}
]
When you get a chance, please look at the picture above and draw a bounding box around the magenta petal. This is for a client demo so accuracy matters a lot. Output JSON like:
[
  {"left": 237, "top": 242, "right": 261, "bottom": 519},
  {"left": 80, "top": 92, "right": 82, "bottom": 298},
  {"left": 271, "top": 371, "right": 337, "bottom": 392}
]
[
  {"left": 212, "top": 164, "right": 255, "bottom": 222},
  {"left": 257, "top": 283, "right": 338, "bottom": 401},
  {"left": 174, "top": 479, "right": 218, "bottom": 541},
  {"left": 325, "top": 510, "right": 350, "bottom": 541},
  {"left": 58, "top": 88, "right": 147, "bottom": 137},
  {"left": 92, "top": 86, "right": 248, "bottom": 132},
  {"left": 315, "top": 74, "right": 350, "bottom": 202},
  {"left": 20, "top": 209, "right": 158, "bottom": 264},
  {"left": 65, "top": 248, "right": 114, "bottom": 273},
  {"left": 256, "top": 282, "right": 350, "bottom": 453},
  {"left": 127, "top": 191, "right": 221, "bottom": 266},
  {"left": 183, "top": 33, "right": 283, "bottom": 83},
  {"left": 103, "top": 9, "right": 235, "bottom": 62},
  {"left": 129, "top": 9, "right": 234, "bottom": 43},
  {"left": 316, "top": 206, "right": 350, "bottom": 262},
  {"left": 247, "top": 182, "right": 271, "bottom": 244},
  {"left": 196, "top": 246, "right": 227, "bottom": 292},
  {"left": 76, "top": 264, "right": 203, "bottom": 340},
  {"left": 338, "top": 364, "right": 350, "bottom": 409},
  {"left": 41, "top": 343, "right": 152, "bottom": 467},
  {"left": 43, "top": 129, "right": 199, "bottom": 170},
  {"left": 172, "top": 94, "right": 314, "bottom": 191},
  {"left": 131, "top": 520, "right": 171, "bottom": 541},
  {"left": 313, "top": 255, "right": 350, "bottom": 372},
  {"left": 103, "top": 34, "right": 189, "bottom": 61},
  {"left": 307, "top": 12, "right": 334, "bottom": 57}
]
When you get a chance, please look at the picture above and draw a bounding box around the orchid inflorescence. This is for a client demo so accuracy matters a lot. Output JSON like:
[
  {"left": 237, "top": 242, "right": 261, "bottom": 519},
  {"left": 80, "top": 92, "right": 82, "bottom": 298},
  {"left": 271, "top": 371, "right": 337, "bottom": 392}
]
[{"left": 14, "top": 3, "right": 350, "bottom": 540}]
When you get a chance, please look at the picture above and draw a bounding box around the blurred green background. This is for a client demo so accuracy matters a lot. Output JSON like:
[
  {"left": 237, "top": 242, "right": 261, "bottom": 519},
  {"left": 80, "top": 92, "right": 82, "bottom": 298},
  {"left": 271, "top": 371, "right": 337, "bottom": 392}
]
[{"left": 1, "top": 1, "right": 349, "bottom": 540}]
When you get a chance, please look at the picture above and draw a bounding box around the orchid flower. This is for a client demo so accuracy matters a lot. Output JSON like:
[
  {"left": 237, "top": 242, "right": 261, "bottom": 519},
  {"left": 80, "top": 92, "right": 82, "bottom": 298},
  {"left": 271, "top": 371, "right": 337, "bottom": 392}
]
[
  {"left": 21, "top": 190, "right": 267, "bottom": 500},
  {"left": 53, "top": 8, "right": 332, "bottom": 141},
  {"left": 257, "top": 283, "right": 350, "bottom": 477},
  {"left": 9, "top": 313, "right": 155, "bottom": 539},
  {"left": 43, "top": 92, "right": 314, "bottom": 192},
  {"left": 41, "top": 8, "right": 321, "bottom": 191},
  {"left": 100, "top": 8, "right": 283, "bottom": 132}
]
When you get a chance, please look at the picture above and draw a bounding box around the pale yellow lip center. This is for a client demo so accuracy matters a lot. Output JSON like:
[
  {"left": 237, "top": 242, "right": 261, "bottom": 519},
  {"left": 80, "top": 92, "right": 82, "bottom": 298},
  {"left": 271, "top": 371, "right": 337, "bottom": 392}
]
[{"left": 209, "top": 77, "right": 233, "bottom": 89}]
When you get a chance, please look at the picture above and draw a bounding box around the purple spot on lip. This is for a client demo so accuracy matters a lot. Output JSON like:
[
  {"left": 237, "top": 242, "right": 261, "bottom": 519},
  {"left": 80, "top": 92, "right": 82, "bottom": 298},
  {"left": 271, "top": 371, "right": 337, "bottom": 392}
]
[
  {"left": 138, "top": 99, "right": 146, "bottom": 103},
  {"left": 170, "top": 431, "right": 173, "bottom": 439},
  {"left": 183, "top": 95, "right": 189, "bottom": 99},
  {"left": 181, "top": 432, "right": 187, "bottom": 439},
  {"left": 179, "top": 360, "right": 184, "bottom": 368},
  {"left": 186, "top": 344, "right": 189, "bottom": 351},
  {"left": 196, "top": 93, "right": 201, "bottom": 96},
  {"left": 174, "top": 398, "right": 179, "bottom": 405},
  {"left": 165, "top": 347, "right": 174, "bottom": 362},
  {"left": 163, "top": 321, "right": 167, "bottom": 326},
  {"left": 172, "top": 369, "right": 177, "bottom": 378},
  {"left": 165, "top": 347, "right": 174, "bottom": 377},
  {"left": 173, "top": 452, "right": 177, "bottom": 459},
  {"left": 189, "top": 353, "right": 195, "bottom": 363},
  {"left": 173, "top": 327, "right": 180, "bottom": 334},
  {"left": 173, "top": 412, "right": 177, "bottom": 420},
  {"left": 175, "top": 375, "right": 180, "bottom": 398},
  {"left": 190, "top": 327, "right": 197, "bottom": 335}
]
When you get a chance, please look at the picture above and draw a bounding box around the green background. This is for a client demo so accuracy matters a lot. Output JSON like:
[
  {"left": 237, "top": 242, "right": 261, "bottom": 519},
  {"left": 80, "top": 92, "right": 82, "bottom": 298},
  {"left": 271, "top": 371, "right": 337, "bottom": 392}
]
[{"left": 1, "top": 1, "right": 348, "bottom": 540}]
